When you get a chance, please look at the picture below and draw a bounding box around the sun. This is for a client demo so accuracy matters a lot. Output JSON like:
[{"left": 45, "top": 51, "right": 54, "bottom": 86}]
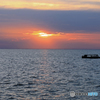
[{"left": 39, "top": 32, "right": 52, "bottom": 37}]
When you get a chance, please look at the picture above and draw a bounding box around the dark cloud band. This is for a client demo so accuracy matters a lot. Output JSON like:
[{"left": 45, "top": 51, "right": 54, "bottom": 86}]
[{"left": 0, "top": 9, "right": 100, "bottom": 33}]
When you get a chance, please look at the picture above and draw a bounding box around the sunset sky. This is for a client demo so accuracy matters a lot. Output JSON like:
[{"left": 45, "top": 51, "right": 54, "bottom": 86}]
[{"left": 0, "top": 0, "right": 100, "bottom": 49}]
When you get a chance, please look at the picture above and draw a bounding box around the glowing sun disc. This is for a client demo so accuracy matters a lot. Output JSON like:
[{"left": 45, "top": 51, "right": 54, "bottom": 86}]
[{"left": 39, "top": 33, "right": 52, "bottom": 37}]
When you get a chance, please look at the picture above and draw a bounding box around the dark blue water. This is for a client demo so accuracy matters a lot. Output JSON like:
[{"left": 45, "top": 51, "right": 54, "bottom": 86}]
[{"left": 0, "top": 49, "right": 100, "bottom": 100}]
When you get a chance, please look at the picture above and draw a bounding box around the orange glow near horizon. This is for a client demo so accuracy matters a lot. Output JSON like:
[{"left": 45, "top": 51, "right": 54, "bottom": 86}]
[
  {"left": 1, "top": 28, "right": 100, "bottom": 42},
  {"left": 0, "top": 26, "right": 100, "bottom": 49}
]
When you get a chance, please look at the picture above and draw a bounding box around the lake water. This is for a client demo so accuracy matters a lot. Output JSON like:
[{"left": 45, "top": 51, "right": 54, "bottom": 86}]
[{"left": 0, "top": 49, "right": 100, "bottom": 100}]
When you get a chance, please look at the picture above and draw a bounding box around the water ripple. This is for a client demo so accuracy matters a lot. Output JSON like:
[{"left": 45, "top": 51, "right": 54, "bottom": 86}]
[{"left": 0, "top": 49, "right": 100, "bottom": 99}]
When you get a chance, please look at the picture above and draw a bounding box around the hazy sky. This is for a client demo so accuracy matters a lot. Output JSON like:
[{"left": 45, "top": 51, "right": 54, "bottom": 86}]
[{"left": 0, "top": 0, "right": 100, "bottom": 49}]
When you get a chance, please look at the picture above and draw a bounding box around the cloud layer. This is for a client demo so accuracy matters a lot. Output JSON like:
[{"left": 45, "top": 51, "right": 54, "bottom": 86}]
[
  {"left": 0, "top": 9, "right": 100, "bottom": 34},
  {"left": 0, "top": 0, "right": 100, "bottom": 10}
]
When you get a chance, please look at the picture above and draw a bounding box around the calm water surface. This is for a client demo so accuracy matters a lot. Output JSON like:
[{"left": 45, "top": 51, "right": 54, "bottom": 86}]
[{"left": 0, "top": 49, "right": 100, "bottom": 100}]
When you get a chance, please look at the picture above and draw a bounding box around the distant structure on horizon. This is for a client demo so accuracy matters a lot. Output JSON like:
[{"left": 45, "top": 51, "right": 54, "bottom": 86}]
[{"left": 82, "top": 54, "right": 100, "bottom": 59}]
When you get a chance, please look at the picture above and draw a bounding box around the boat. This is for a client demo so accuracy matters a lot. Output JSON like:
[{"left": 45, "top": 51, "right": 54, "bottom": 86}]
[{"left": 82, "top": 54, "right": 100, "bottom": 59}]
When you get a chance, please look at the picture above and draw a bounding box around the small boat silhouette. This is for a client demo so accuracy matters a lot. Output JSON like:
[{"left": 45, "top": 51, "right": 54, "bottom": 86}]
[{"left": 82, "top": 54, "right": 100, "bottom": 59}]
